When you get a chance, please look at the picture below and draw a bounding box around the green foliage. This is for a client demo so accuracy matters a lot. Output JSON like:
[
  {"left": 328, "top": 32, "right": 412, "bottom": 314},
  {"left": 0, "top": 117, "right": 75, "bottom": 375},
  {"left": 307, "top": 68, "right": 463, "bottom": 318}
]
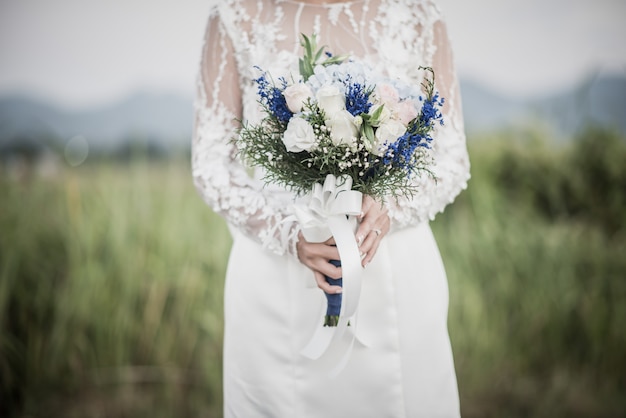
[
  {"left": 1, "top": 128, "right": 625, "bottom": 416},
  {"left": 493, "top": 126, "right": 626, "bottom": 236},
  {"left": 298, "top": 34, "right": 348, "bottom": 81},
  {"left": 0, "top": 161, "right": 230, "bottom": 417},
  {"left": 433, "top": 127, "right": 626, "bottom": 416}
]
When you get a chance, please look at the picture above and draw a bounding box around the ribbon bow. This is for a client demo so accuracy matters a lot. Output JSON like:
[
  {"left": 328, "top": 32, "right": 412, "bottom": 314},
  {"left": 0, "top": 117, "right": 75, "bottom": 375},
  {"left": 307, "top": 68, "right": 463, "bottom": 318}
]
[
  {"left": 293, "top": 174, "right": 365, "bottom": 376},
  {"left": 294, "top": 174, "right": 363, "bottom": 243}
]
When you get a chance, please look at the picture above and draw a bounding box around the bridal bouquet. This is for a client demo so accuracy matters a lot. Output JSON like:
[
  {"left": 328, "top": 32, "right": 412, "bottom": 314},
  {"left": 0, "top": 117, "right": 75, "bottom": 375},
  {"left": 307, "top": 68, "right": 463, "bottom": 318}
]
[{"left": 237, "top": 34, "right": 444, "bottom": 328}]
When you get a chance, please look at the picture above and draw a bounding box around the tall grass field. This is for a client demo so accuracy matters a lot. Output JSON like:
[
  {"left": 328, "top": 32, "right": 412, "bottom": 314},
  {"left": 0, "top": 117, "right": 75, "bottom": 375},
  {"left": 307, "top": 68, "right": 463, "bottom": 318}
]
[{"left": 1, "top": 128, "right": 625, "bottom": 417}]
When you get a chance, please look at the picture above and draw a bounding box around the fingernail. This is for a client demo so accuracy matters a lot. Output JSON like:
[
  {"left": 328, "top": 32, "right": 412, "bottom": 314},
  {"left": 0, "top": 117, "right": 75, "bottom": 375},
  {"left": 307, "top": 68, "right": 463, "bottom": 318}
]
[
  {"left": 357, "top": 235, "right": 364, "bottom": 246},
  {"left": 336, "top": 288, "right": 343, "bottom": 294},
  {"left": 360, "top": 252, "right": 366, "bottom": 260},
  {"left": 363, "top": 262, "right": 369, "bottom": 268}
]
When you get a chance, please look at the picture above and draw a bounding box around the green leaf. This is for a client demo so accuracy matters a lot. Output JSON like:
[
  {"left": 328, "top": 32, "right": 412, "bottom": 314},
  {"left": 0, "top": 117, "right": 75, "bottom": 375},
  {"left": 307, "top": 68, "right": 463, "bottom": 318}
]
[
  {"left": 364, "top": 124, "right": 375, "bottom": 143},
  {"left": 323, "top": 55, "right": 348, "bottom": 66},
  {"left": 367, "top": 105, "right": 385, "bottom": 126},
  {"left": 299, "top": 59, "right": 305, "bottom": 78},
  {"left": 301, "top": 33, "right": 313, "bottom": 58},
  {"left": 371, "top": 104, "right": 384, "bottom": 120},
  {"left": 314, "top": 46, "right": 325, "bottom": 64}
]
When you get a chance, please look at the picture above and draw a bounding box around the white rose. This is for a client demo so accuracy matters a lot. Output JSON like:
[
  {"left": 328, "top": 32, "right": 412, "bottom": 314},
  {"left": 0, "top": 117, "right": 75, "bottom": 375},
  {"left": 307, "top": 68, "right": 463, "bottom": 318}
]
[
  {"left": 315, "top": 84, "right": 346, "bottom": 116},
  {"left": 325, "top": 110, "right": 359, "bottom": 148},
  {"left": 283, "top": 83, "right": 313, "bottom": 113},
  {"left": 370, "top": 120, "right": 406, "bottom": 156},
  {"left": 283, "top": 117, "right": 317, "bottom": 152}
]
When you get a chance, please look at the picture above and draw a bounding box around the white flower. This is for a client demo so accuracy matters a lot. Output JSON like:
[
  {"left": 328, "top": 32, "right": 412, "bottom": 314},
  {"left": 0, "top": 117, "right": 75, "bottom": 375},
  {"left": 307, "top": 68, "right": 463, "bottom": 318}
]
[
  {"left": 325, "top": 110, "right": 359, "bottom": 148},
  {"left": 283, "top": 117, "right": 317, "bottom": 152},
  {"left": 369, "top": 120, "right": 406, "bottom": 156},
  {"left": 283, "top": 83, "right": 313, "bottom": 113},
  {"left": 315, "top": 84, "right": 346, "bottom": 116}
]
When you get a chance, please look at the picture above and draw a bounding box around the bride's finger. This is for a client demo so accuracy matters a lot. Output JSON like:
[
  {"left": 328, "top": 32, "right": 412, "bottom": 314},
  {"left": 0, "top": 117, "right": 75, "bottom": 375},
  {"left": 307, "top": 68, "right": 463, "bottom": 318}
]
[
  {"left": 314, "top": 259, "right": 342, "bottom": 279},
  {"left": 362, "top": 233, "right": 383, "bottom": 267},
  {"left": 355, "top": 197, "right": 386, "bottom": 245},
  {"left": 359, "top": 218, "right": 390, "bottom": 266},
  {"left": 359, "top": 212, "right": 390, "bottom": 251},
  {"left": 314, "top": 270, "right": 343, "bottom": 294},
  {"left": 358, "top": 195, "right": 374, "bottom": 221},
  {"left": 317, "top": 244, "right": 340, "bottom": 261}
]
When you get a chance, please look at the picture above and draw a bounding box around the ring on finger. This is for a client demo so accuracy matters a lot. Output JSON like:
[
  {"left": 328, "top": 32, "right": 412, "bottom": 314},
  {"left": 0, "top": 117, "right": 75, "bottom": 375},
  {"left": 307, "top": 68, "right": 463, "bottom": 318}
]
[{"left": 372, "top": 228, "right": 382, "bottom": 236}]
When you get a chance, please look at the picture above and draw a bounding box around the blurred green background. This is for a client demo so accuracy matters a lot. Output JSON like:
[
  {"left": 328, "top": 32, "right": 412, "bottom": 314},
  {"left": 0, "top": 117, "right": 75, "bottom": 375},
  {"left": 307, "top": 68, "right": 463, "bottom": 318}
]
[{"left": 1, "top": 126, "right": 625, "bottom": 417}]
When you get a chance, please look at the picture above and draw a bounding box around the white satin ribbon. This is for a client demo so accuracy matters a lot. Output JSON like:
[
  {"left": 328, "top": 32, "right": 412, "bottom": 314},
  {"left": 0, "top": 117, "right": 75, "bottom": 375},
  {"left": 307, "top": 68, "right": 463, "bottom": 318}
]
[
  {"left": 293, "top": 174, "right": 363, "bottom": 243},
  {"left": 293, "top": 174, "right": 365, "bottom": 375}
]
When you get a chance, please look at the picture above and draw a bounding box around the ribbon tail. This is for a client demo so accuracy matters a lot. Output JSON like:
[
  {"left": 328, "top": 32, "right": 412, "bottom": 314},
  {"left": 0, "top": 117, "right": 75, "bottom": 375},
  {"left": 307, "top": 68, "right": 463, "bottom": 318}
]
[
  {"left": 300, "top": 214, "right": 364, "bottom": 375},
  {"left": 328, "top": 315, "right": 359, "bottom": 378},
  {"left": 300, "top": 305, "right": 352, "bottom": 361},
  {"left": 300, "top": 303, "right": 334, "bottom": 359},
  {"left": 327, "top": 215, "right": 363, "bottom": 319}
]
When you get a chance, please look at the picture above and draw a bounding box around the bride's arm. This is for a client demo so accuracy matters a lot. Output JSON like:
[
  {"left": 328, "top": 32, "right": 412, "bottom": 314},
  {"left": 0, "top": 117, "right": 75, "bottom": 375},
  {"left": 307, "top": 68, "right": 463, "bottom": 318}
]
[
  {"left": 385, "top": 17, "right": 471, "bottom": 229},
  {"left": 191, "top": 8, "right": 301, "bottom": 256}
]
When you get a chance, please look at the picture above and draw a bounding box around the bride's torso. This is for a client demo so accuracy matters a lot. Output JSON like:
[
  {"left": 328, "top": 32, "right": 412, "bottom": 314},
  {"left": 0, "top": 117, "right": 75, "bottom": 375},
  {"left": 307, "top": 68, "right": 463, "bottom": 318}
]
[
  {"left": 193, "top": 0, "right": 469, "bottom": 251},
  {"left": 216, "top": 0, "right": 444, "bottom": 123}
]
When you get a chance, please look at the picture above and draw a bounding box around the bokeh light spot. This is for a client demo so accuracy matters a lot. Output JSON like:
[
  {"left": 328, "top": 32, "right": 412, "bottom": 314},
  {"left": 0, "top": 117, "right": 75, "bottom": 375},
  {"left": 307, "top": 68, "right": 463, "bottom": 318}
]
[{"left": 64, "top": 135, "right": 89, "bottom": 167}]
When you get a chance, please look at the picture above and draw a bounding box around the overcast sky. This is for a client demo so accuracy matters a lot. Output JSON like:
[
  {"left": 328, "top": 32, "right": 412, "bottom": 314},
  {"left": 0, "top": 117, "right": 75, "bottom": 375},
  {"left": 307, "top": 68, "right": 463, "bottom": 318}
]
[{"left": 0, "top": 0, "right": 624, "bottom": 110}]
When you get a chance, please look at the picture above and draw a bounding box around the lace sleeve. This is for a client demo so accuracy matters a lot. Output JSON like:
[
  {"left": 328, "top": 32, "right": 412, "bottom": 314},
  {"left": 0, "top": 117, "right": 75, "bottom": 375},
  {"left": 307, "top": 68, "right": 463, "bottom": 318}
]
[
  {"left": 386, "top": 17, "right": 471, "bottom": 229},
  {"left": 191, "top": 8, "right": 300, "bottom": 256}
]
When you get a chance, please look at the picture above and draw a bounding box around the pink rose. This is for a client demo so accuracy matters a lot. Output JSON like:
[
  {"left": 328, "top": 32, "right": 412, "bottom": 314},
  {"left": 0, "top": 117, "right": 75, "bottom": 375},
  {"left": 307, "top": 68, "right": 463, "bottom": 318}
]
[
  {"left": 394, "top": 100, "right": 419, "bottom": 125},
  {"left": 375, "top": 83, "right": 400, "bottom": 107}
]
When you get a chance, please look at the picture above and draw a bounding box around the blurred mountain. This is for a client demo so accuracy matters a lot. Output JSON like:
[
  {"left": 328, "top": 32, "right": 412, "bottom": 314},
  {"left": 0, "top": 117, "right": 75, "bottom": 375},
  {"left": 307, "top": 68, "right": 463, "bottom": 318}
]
[
  {"left": 528, "top": 73, "right": 626, "bottom": 135},
  {"left": 0, "top": 91, "right": 193, "bottom": 152},
  {"left": 460, "top": 71, "right": 626, "bottom": 137},
  {"left": 0, "top": 71, "right": 624, "bottom": 158},
  {"left": 459, "top": 79, "right": 525, "bottom": 132}
]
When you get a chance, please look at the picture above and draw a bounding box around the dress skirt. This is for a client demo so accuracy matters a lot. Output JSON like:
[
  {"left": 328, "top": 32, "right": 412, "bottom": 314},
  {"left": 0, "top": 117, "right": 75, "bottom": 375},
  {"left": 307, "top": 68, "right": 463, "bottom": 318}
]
[{"left": 222, "top": 223, "right": 460, "bottom": 418}]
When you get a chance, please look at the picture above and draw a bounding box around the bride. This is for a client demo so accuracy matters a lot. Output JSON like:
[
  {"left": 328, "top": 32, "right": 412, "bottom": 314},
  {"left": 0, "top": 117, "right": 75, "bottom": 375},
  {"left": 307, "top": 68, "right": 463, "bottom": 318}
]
[{"left": 192, "top": 0, "right": 470, "bottom": 416}]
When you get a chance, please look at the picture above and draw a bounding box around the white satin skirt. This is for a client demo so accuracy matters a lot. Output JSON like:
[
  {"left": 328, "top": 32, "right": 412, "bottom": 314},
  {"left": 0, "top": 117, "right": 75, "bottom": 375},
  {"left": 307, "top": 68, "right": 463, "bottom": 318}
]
[{"left": 222, "top": 223, "right": 460, "bottom": 417}]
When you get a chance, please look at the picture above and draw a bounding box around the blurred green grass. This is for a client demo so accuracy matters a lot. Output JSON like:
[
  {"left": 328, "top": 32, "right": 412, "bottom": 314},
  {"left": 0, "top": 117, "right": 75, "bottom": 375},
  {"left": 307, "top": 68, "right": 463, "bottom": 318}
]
[{"left": 1, "top": 128, "right": 625, "bottom": 417}]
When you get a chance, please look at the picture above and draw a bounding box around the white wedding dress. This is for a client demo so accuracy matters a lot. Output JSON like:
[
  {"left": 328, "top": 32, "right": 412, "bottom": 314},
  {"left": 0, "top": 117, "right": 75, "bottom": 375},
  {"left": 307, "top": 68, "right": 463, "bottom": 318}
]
[{"left": 192, "top": 0, "right": 470, "bottom": 416}]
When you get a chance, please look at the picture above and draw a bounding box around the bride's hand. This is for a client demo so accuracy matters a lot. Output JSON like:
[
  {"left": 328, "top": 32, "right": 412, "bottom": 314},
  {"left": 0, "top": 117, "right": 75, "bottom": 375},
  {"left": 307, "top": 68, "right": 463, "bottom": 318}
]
[
  {"left": 296, "top": 232, "right": 343, "bottom": 294},
  {"left": 356, "top": 195, "right": 390, "bottom": 267}
]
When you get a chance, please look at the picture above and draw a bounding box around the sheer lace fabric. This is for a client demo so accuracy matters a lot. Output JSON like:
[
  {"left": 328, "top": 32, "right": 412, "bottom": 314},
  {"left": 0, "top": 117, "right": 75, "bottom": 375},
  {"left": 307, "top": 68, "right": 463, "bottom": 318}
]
[{"left": 192, "top": 0, "right": 470, "bottom": 256}]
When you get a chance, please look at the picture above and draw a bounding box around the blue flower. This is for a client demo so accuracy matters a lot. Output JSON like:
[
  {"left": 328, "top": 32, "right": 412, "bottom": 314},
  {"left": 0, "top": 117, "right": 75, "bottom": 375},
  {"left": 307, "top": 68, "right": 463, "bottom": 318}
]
[
  {"left": 254, "top": 69, "right": 293, "bottom": 124},
  {"left": 343, "top": 78, "right": 372, "bottom": 117},
  {"left": 383, "top": 131, "right": 432, "bottom": 173},
  {"left": 420, "top": 92, "right": 445, "bottom": 126}
]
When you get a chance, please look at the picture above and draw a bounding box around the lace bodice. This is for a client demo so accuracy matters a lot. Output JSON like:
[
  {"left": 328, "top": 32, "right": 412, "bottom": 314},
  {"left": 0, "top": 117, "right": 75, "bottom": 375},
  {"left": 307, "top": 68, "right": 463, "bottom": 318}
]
[{"left": 192, "top": 0, "right": 470, "bottom": 257}]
